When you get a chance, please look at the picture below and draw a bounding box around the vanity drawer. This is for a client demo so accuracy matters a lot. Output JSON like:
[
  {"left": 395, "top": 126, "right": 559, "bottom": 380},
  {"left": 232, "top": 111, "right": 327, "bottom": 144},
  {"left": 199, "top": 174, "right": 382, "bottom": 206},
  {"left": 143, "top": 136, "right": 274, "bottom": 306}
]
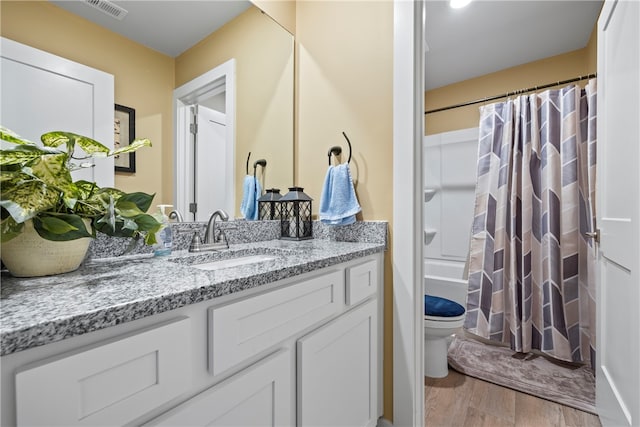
[
  {"left": 208, "top": 269, "right": 344, "bottom": 375},
  {"left": 16, "top": 317, "right": 191, "bottom": 426},
  {"left": 345, "top": 259, "right": 378, "bottom": 306}
]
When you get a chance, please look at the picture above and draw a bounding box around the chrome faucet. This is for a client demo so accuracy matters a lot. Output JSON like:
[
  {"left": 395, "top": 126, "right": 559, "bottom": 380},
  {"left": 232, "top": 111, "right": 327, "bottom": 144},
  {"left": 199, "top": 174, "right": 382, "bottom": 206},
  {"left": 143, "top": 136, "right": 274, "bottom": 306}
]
[
  {"left": 204, "top": 209, "right": 229, "bottom": 244},
  {"left": 168, "top": 210, "right": 184, "bottom": 222},
  {"left": 189, "top": 209, "right": 230, "bottom": 252}
]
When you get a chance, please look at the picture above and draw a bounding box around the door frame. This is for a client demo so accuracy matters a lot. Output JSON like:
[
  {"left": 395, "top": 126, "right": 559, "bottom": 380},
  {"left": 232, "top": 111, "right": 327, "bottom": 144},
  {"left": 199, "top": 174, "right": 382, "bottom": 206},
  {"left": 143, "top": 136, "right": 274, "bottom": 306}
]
[
  {"left": 392, "top": 1, "right": 425, "bottom": 425},
  {"left": 173, "top": 59, "right": 236, "bottom": 220},
  {"left": 595, "top": 0, "right": 640, "bottom": 425}
]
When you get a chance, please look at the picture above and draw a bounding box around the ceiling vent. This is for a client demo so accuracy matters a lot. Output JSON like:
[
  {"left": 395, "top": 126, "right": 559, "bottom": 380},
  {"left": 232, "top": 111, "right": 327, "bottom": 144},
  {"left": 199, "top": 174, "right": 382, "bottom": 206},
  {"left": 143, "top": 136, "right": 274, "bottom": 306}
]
[{"left": 83, "top": 0, "right": 128, "bottom": 20}]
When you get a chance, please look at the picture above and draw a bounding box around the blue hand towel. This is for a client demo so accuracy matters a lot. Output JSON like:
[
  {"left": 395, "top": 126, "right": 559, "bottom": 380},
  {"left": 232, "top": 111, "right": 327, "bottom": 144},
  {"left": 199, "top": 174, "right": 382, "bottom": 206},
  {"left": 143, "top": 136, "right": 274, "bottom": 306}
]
[
  {"left": 240, "top": 175, "right": 261, "bottom": 220},
  {"left": 319, "top": 163, "right": 361, "bottom": 225}
]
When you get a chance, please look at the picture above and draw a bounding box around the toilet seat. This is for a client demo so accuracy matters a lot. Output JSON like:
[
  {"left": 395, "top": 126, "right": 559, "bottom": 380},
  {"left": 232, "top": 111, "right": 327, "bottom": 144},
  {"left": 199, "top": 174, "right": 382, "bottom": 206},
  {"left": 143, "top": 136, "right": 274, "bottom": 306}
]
[
  {"left": 424, "top": 295, "right": 465, "bottom": 331},
  {"left": 425, "top": 313, "right": 465, "bottom": 322},
  {"left": 424, "top": 294, "right": 465, "bottom": 317},
  {"left": 424, "top": 314, "right": 465, "bottom": 330}
]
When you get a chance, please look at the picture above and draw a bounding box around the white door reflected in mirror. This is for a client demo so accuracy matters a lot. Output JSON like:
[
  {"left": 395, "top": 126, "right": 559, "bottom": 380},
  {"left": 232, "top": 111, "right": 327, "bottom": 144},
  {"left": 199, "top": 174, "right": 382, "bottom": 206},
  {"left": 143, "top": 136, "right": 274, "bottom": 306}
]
[
  {"left": 174, "top": 60, "right": 236, "bottom": 222},
  {"left": 193, "top": 105, "right": 233, "bottom": 222}
]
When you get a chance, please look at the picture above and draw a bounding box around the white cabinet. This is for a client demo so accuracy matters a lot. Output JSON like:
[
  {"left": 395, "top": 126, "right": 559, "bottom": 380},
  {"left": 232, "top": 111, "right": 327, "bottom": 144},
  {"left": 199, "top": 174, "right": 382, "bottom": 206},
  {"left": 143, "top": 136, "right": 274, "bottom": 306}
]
[
  {"left": 15, "top": 317, "right": 191, "bottom": 426},
  {"left": 297, "top": 299, "right": 378, "bottom": 427},
  {"left": 145, "top": 349, "right": 292, "bottom": 427},
  {"left": 5, "top": 254, "right": 382, "bottom": 427}
]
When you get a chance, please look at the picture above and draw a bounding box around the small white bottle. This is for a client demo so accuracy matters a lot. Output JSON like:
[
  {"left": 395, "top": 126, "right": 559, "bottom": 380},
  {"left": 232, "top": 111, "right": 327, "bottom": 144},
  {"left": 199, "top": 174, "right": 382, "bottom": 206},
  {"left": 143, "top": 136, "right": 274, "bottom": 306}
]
[{"left": 154, "top": 204, "right": 173, "bottom": 256}]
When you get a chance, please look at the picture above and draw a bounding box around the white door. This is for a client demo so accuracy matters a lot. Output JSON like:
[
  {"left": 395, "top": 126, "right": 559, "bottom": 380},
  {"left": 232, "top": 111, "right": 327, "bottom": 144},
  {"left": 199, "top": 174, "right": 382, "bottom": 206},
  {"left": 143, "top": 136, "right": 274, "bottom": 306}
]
[
  {"left": 0, "top": 38, "right": 114, "bottom": 187},
  {"left": 595, "top": 1, "right": 640, "bottom": 426},
  {"left": 194, "top": 106, "right": 232, "bottom": 221},
  {"left": 174, "top": 59, "right": 235, "bottom": 221},
  {"left": 145, "top": 349, "right": 292, "bottom": 427},
  {"left": 297, "top": 300, "right": 378, "bottom": 427}
]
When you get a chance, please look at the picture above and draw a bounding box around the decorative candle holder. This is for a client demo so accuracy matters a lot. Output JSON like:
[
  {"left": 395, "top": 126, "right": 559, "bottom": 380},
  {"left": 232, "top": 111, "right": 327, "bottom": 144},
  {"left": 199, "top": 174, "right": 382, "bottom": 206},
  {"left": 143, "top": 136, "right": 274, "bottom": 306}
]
[
  {"left": 280, "top": 187, "right": 313, "bottom": 240},
  {"left": 258, "top": 188, "right": 282, "bottom": 220}
]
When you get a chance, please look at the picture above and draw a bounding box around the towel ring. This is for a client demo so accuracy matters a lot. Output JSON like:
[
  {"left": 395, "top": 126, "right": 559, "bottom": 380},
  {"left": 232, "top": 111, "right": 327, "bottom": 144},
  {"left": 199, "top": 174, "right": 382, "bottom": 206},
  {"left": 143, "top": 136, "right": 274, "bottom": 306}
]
[
  {"left": 253, "top": 159, "right": 267, "bottom": 180},
  {"left": 252, "top": 159, "right": 266, "bottom": 193},
  {"left": 247, "top": 153, "right": 267, "bottom": 177},
  {"left": 253, "top": 159, "right": 267, "bottom": 175},
  {"left": 327, "top": 131, "right": 352, "bottom": 165}
]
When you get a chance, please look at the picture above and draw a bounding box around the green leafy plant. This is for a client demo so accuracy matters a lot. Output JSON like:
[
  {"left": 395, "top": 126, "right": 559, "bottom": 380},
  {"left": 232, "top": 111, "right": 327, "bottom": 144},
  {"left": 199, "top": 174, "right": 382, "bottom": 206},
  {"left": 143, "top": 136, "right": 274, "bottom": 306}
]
[{"left": 0, "top": 126, "right": 162, "bottom": 244}]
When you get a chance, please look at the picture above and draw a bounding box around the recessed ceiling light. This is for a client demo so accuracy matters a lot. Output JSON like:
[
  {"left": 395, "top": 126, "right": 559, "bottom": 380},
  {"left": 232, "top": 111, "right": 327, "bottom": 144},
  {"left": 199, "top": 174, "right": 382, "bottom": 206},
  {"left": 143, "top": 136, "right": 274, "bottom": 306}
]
[{"left": 450, "top": 0, "right": 472, "bottom": 9}]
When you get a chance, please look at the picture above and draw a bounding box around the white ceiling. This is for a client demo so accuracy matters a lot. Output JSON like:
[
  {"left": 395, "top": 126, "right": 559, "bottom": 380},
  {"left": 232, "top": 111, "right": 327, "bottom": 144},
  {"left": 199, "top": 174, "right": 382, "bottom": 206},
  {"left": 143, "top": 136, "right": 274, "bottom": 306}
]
[
  {"left": 49, "top": 0, "right": 252, "bottom": 58},
  {"left": 50, "top": 0, "right": 602, "bottom": 90},
  {"left": 425, "top": 0, "right": 603, "bottom": 90}
]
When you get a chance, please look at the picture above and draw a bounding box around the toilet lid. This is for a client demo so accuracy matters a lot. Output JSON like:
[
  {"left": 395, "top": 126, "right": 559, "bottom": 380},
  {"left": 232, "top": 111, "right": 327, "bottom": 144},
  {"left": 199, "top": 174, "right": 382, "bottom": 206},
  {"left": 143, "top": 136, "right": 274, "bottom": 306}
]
[{"left": 424, "top": 295, "right": 465, "bottom": 317}]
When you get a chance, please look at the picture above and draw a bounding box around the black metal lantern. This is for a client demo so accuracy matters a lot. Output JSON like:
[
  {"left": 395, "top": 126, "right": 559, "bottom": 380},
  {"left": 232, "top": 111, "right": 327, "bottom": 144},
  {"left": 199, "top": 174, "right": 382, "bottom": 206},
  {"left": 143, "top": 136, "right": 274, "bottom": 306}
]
[
  {"left": 258, "top": 188, "right": 282, "bottom": 220},
  {"left": 280, "top": 187, "right": 313, "bottom": 240}
]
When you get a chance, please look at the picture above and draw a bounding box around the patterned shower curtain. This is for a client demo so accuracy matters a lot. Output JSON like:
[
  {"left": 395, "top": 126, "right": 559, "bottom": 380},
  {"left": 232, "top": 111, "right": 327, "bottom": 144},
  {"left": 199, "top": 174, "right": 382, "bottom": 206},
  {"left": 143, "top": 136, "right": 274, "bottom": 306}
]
[{"left": 464, "top": 80, "right": 597, "bottom": 366}]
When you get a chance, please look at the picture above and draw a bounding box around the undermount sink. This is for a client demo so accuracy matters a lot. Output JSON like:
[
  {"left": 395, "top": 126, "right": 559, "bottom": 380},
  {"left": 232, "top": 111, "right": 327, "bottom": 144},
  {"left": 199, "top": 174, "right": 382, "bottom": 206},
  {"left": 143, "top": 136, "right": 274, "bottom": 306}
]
[{"left": 189, "top": 254, "right": 278, "bottom": 271}]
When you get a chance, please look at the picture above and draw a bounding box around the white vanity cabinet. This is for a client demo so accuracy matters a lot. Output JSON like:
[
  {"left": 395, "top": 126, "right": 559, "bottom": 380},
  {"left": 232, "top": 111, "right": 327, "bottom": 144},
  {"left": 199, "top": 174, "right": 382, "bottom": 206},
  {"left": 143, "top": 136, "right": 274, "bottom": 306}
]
[
  {"left": 2, "top": 253, "right": 383, "bottom": 427},
  {"left": 297, "top": 299, "right": 378, "bottom": 427}
]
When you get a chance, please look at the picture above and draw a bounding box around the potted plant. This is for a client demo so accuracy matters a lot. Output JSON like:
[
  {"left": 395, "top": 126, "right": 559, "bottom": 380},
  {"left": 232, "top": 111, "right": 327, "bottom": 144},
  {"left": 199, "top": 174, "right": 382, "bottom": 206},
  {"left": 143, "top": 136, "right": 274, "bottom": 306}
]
[{"left": 0, "top": 126, "right": 163, "bottom": 277}]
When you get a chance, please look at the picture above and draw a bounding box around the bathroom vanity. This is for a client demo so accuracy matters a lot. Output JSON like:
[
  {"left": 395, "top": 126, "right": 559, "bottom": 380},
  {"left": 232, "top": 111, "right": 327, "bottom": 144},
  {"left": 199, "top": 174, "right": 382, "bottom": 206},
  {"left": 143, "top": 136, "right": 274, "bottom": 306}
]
[{"left": 0, "top": 223, "right": 386, "bottom": 427}]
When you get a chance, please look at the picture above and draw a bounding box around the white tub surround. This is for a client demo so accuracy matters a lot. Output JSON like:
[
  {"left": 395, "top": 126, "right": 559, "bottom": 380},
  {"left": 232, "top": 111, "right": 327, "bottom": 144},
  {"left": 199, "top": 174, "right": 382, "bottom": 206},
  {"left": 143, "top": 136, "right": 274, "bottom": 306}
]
[{"left": 423, "top": 127, "right": 477, "bottom": 267}]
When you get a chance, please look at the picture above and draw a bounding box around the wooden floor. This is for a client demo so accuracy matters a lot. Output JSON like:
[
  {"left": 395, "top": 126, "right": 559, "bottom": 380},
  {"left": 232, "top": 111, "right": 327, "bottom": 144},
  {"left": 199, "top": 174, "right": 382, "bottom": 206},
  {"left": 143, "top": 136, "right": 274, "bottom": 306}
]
[{"left": 425, "top": 370, "right": 602, "bottom": 427}]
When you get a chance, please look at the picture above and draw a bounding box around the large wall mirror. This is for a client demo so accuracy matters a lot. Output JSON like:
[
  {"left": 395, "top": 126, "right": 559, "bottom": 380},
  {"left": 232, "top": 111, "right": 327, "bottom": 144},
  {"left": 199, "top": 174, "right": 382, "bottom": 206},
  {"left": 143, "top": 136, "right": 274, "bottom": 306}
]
[
  {"left": 172, "top": 2, "right": 294, "bottom": 221},
  {"left": 7, "top": 0, "right": 294, "bottom": 222}
]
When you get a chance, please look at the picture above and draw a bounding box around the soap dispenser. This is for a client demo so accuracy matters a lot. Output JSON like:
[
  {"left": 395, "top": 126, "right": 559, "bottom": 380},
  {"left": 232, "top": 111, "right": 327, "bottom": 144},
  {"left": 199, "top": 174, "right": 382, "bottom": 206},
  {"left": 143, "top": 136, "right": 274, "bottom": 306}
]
[{"left": 154, "top": 204, "right": 173, "bottom": 256}]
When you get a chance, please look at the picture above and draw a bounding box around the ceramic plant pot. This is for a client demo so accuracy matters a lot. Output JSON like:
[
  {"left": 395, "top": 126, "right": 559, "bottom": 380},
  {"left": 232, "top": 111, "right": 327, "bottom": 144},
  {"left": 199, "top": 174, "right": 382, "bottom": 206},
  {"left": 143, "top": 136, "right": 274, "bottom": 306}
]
[{"left": 1, "top": 220, "right": 92, "bottom": 277}]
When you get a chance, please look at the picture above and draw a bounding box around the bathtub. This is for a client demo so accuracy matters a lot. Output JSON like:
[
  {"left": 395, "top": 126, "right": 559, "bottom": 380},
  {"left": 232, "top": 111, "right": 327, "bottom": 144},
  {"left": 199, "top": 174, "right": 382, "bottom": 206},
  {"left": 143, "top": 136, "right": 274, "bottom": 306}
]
[{"left": 424, "top": 258, "right": 468, "bottom": 306}]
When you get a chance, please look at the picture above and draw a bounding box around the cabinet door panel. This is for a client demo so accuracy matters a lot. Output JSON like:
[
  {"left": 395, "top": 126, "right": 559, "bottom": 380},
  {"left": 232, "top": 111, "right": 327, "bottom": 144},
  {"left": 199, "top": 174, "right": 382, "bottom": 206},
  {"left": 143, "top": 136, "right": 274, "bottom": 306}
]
[
  {"left": 297, "top": 300, "right": 378, "bottom": 427},
  {"left": 346, "top": 259, "right": 378, "bottom": 306},
  {"left": 146, "top": 349, "right": 292, "bottom": 426},
  {"left": 16, "top": 317, "right": 190, "bottom": 426},
  {"left": 209, "top": 270, "right": 344, "bottom": 375}
]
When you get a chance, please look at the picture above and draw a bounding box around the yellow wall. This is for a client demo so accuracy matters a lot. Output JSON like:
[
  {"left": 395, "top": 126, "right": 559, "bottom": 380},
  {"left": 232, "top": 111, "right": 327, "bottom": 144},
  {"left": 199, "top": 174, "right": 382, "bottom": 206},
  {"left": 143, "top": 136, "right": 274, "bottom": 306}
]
[
  {"left": 0, "top": 1, "right": 175, "bottom": 205},
  {"left": 425, "top": 35, "right": 598, "bottom": 135},
  {"left": 295, "top": 0, "right": 394, "bottom": 419},
  {"left": 253, "top": 0, "right": 296, "bottom": 35},
  {"left": 585, "top": 23, "right": 598, "bottom": 75},
  {"left": 176, "top": 6, "right": 294, "bottom": 217}
]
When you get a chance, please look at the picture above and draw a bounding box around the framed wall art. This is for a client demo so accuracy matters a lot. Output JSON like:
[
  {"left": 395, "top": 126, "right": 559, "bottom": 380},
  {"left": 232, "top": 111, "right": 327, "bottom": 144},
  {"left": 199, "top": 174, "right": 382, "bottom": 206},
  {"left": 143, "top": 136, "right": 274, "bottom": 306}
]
[{"left": 114, "top": 104, "right": 136, "bottom": 173}]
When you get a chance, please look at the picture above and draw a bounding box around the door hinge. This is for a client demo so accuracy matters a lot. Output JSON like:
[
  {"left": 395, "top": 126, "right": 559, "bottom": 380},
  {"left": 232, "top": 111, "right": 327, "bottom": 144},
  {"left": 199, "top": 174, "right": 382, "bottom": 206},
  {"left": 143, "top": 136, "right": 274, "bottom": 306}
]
[
  {"left": 190, "top": 123, "right": 198, "bottom": 134},
  {"left": 189, "top": 203, "right": 197, "bottom": 214}
]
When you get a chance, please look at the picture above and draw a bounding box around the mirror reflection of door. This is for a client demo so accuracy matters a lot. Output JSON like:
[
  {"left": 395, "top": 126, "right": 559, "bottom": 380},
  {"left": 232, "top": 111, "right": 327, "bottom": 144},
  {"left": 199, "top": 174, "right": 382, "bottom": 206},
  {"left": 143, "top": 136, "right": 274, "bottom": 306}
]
[
  {"left": 1, "top": 37, "right": 114, "bottom": 187},
  {"left": 174, "top": 59, "right": 236, "bottom": 222},
  {"left": 191, "top": 103, "right": 231, "bottom": 222}
]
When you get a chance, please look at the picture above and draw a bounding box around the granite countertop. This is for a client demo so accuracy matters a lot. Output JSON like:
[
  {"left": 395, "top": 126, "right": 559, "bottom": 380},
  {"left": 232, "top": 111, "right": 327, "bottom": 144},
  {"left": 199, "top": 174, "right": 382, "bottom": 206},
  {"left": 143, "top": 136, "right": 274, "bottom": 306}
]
[{"left": 0, "top": 238, "right": 385, "bottom": 356}]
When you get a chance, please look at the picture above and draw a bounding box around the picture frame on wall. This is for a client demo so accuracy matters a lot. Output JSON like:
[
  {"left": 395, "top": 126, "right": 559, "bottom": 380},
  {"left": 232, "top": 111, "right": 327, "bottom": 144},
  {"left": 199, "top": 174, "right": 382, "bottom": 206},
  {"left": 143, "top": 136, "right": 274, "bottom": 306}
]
[{"left": 114, "top": 104, "right": 136, "bottom": 173}]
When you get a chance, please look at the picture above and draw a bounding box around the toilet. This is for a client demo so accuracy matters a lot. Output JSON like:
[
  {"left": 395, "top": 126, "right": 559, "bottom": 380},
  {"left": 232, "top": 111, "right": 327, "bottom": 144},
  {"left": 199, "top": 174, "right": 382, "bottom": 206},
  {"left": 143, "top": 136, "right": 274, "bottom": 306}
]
[{"left": 424, "top": 294, "right": 466, "bottom": 378}]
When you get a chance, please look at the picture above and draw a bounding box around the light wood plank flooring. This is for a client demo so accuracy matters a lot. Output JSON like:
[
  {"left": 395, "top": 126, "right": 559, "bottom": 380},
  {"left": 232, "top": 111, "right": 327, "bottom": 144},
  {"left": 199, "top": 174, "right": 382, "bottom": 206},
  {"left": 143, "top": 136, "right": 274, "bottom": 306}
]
[{"left": 425, "top": 370, "right": 601, "bottom": 427}]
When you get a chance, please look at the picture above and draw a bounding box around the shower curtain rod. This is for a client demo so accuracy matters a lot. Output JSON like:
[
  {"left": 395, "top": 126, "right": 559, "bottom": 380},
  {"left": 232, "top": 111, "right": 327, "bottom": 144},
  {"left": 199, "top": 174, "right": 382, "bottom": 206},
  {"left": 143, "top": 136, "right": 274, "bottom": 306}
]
[{"left": 424, "top": 73, "right": 597, "bottom": 115}]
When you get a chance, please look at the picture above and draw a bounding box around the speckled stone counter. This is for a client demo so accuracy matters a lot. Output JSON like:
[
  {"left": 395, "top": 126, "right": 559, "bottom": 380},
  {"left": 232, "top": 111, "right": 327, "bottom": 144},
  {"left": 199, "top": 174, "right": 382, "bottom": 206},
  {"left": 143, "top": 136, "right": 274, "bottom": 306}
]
[{"left": 1, "top": 221, "right": 387, "bottom": 356}]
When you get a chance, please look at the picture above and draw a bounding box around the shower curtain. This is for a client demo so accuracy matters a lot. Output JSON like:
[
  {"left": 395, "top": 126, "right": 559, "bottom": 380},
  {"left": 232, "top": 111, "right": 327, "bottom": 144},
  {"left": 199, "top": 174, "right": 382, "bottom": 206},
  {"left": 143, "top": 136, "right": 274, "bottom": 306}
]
[{"left": 464, "top": 80, "right": 597, "bottom": 366}]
